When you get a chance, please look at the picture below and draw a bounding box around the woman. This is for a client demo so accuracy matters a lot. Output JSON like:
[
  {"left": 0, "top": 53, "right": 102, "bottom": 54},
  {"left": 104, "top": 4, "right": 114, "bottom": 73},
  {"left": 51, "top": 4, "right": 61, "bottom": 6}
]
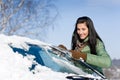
[{"left": 69, "top": 16, "right": 111, "bottom": 74}]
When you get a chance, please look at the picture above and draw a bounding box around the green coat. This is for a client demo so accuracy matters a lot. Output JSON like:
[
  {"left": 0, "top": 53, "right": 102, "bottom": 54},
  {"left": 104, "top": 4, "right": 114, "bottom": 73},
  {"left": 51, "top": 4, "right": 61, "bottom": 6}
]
[{"left": 74, "top": 38, "right": 112, "bottom": 74}]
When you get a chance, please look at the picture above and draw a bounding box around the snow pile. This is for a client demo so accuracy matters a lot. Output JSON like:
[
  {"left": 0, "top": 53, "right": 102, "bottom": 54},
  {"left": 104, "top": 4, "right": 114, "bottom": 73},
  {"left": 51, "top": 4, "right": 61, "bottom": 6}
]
[{"left": 0, "top": 34, "right": 69, "bottom": 80}]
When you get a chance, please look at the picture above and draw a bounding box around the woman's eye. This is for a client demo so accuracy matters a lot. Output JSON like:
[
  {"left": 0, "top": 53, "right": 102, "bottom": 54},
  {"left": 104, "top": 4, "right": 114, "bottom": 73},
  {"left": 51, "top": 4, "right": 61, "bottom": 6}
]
[{"left": 82, "top": 28, "right": 86, "bottom": 31}]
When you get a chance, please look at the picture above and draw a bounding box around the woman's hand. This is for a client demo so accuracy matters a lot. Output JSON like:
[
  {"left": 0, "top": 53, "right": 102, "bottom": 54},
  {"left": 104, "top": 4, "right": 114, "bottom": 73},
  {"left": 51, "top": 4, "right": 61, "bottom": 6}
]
[
  {"left": 58, "top": 44, "right": 67, "bottom": 50},
  {"left": 69, "top": 50, "right": 87, "bottom": 61}
]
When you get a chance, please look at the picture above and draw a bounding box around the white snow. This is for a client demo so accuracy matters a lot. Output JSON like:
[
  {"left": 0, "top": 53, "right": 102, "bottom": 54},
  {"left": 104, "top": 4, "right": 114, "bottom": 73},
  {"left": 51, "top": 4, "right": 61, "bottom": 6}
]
[
  {"left": 0, "top": 34, "right": 70, "bottom": 80},
  {"left": 0, "top": 34, "right": 101, "bottom": 80}
]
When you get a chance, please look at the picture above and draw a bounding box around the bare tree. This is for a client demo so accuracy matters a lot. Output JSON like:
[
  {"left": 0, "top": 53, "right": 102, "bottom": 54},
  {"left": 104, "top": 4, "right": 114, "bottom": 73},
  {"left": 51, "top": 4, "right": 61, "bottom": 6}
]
[{"left": 0, "top": 0, "right": 58, "bottom": 40}]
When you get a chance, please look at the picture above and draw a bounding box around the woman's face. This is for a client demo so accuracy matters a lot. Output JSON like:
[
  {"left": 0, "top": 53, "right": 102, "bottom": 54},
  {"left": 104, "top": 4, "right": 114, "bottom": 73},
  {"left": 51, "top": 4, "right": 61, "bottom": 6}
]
[{"left": 77, "top": 22, "right": 89, "bottom": 40}]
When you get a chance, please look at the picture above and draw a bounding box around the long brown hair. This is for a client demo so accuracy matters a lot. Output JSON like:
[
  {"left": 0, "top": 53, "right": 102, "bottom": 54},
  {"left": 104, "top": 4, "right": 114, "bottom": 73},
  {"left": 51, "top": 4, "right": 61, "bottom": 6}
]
[{"left": 71, "top": 16, "right": 103, "bottom": 55}]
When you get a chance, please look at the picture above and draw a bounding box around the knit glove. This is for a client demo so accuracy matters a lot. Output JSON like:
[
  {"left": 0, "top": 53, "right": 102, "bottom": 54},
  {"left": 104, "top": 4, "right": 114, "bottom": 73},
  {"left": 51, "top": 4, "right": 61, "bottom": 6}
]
[
  {"left": 58, "top": 44, "right": 67, "bottom": 50},
  {"left": 69, "top": 50, "right": 87, "bottom": 61}
]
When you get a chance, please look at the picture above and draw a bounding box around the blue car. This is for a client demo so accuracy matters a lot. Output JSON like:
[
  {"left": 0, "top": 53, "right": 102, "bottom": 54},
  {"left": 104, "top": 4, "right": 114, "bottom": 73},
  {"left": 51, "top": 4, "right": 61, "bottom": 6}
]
[{"left": 9, "top": 42, "right": 104, "bottom": 80}]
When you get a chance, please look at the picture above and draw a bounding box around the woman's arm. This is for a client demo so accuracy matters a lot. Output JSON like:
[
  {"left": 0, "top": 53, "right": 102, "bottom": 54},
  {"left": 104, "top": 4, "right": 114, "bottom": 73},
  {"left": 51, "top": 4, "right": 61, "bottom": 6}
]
[{"left": 86, "top": 39, "right": 112, "bottom": 68}]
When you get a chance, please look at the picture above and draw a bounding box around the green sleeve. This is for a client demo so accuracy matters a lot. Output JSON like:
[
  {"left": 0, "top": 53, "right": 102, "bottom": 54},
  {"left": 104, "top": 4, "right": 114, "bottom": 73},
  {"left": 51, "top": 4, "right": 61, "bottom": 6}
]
[{"left": 86, "top": 40, "right": 112, "bottom": 68}]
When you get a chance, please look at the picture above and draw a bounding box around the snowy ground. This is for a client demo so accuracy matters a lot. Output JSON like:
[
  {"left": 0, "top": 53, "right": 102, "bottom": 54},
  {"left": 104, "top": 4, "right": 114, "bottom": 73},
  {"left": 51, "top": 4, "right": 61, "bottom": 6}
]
[{"left": 0, "top": 34, "right": 101, "bottom": 80}]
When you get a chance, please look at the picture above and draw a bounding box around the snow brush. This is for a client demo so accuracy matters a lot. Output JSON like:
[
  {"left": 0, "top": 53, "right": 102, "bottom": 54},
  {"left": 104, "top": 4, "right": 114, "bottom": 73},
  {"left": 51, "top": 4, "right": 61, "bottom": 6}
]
[{"left": 47, "top": 45, "right": 107, "bottom": 79}]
